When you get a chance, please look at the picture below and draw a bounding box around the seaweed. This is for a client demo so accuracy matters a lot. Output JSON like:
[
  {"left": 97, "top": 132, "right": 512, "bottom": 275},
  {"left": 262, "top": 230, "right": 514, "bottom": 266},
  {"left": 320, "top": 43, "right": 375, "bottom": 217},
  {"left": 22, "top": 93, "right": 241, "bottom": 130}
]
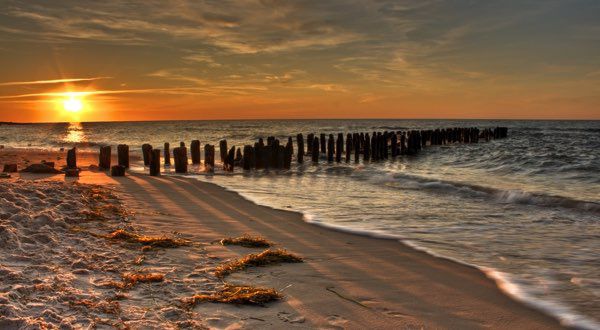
[
  {"left": 220, "top": 234, "right": 273, "bottom": 248},
  {"left": 106, "top": 229, "right": 189, "bottom": 248},
  {"left": 108, "top": 272, "right": 165, "bottom": 289},
  {"left": 185, "top": 284, "right": 281, "bottom": 306},
  {"left": 214, "top": 249, "right": 302, "bottom": 277}
]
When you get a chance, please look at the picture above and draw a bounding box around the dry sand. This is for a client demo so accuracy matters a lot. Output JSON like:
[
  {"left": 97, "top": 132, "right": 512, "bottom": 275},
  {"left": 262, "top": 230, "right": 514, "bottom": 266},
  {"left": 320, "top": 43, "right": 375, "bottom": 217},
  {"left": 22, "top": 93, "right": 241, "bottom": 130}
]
[{"left": 0, "top": 149, "right": 567, "bottom": 329}]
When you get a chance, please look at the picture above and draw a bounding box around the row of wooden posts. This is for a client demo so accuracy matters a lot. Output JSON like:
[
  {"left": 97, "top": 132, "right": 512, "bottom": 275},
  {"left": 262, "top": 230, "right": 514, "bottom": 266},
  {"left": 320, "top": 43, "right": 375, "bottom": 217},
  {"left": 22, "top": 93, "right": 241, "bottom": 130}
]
[{"left": 81, "top": 126, "right": 508, "bottom": 177}]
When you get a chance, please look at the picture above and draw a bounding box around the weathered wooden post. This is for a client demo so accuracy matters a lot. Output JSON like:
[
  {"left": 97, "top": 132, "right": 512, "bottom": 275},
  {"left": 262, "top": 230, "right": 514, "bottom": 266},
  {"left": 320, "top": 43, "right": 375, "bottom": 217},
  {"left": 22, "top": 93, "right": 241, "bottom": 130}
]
[
  {"left": 400, "top": 132, "right": 406, "bottom": 154},
  {"left": 191, "top": 140, "right": 201, "bottom": 164},
  {"left": 391, "top": 133, "right": 398, "bottom": 157},
  {"left": 327, "top": 134, "right": 334, "bottom": 162},
  {"left": 306, "top": 133, "right": 314, "bottom": 156},
  {"left": 312, "top": 137, "right": 319, "bottom": 163},
  {"left": 219, "top": 140, "right": 228, "bottom": 164},
  {"left": 67, "top": 147, "right": 77, "bottom": 169},
  {"left": 235, "top": 148, "right": 243, "bottom": 165},
  {"left": 336, "top": 133, "right": 343, "bottom": 163},
  {"left": 150, "top": 149, "right": 161, "bottom": 176},
  {"left": 180, "top": 142, "right": 185, "bottom": 147},
  {"left": 142, "top": 144, "right": 152, "bottom": 166},
  {"left": 173, "top": 147, "right": 188, "bottom": 173},
  {"left": 269, "top": 139, "right": 280, "bottom": 168},
  {"left": 164, "top": 142, "right": 171, "bottom": 166},
  {"left": 254, "top": 142, "right": 263, "bottom": 169},
  {"left": 117, "top": 144, "right": 129, "bottom": 168},
  {"left": 243, "top": 145, "right": 254, "bottom": 170},
  {"left": 284, "top": 139, "right": 293, "bottom": 169},
  {"left": 320, "top": 133, "right": 326, "bottom": 154},
  {"left": 296, "top": 133, "right": 304, "bottom": 163},
  {"left": 204, "top": 144, "right": 215, "bottom": 171},
  {"left": 110, "top": 165, "right": 125, "bottom": 177},
  {"left": 277, "top": 145, "right": 286, "bottom": 169},
  {"left": 345, "top": 133, "right": 352, "bottom": 162},
  {"left": 354, "top": 133, "right": 360, "bottom": 162},
  {"left": 225, "top": 146, "right": 235, "bottom": 171},
  {"left": 364, "top": 133, "right": 371, "bottom": 161},
  {"left": 99, "top": 146, "right": 111, "bottom": 170}
]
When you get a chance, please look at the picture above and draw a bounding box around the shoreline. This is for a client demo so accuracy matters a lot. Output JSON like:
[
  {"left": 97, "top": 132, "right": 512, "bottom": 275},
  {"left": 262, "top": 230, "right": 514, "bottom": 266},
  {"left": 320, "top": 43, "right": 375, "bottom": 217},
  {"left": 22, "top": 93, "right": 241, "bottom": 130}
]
[{"left": 0, "top": 148, "right": 573, "bottom": 328}]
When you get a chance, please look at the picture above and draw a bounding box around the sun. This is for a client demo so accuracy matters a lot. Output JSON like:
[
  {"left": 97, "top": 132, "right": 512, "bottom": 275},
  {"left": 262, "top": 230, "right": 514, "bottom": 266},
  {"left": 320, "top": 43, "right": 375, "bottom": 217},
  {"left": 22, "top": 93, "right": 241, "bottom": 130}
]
[{"left": 63, "top": 93, "right": 84, "bottom": 112}]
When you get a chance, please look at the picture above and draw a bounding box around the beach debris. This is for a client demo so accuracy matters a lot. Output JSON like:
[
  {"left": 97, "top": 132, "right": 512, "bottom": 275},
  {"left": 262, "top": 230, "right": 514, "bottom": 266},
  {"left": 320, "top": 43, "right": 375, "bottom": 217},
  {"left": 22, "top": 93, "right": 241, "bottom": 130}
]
[
  {"left": 220, "top": 234, "right": 273, "bottom": 248},
  {"left": 115, "top": 272, "right": 165, "bottom": 289},
  {"left": 214, "top": 249, "right": 303, "bottom": 277},
  {"left": 20, "top": 163, "right": 62, "bottom": 174},
  {"left": 105, "top": 229, "right": 190, "bottom": 248},
  {"left": 185, "top": 284, "right": 281, "bottom": 306},
  {"left": 71, "top": 298, "right": 122, "bottom": 315}
]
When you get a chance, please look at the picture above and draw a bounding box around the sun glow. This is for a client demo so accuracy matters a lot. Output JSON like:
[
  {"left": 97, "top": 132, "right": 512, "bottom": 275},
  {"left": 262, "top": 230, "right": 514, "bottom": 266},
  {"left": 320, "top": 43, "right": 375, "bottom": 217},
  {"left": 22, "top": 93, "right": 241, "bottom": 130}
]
[{"left": 62, "top": 93, "right": 84, "bottom": 112}]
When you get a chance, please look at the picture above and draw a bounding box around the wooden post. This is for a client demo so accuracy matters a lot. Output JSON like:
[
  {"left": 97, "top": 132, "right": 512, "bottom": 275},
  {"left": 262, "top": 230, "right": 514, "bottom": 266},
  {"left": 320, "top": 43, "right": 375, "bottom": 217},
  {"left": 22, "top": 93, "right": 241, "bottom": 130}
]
[
  {"left": 67, "top": 147, "right": 77, "bottom": 169},
  {"left": 391, "top": 133, "right": 398, "bottom": 157},
  {"left": 336, "top": 133, "right": 343, "bottom": 163},
  {"left": 243, "top": 145, "right": 253, "bottom": 170},
  {"left": 191, "top": 140, "right": 201, "bottom": 164},
  {"left": 219, "top": 140, "right": 228, "bottom": 164},
  {"left": 180, "top": 142, "right": 185, "bottom": 147},
  {"left": 235, "top": 148, "right": 243, "bottom": 165},
  {"left": 204, "top": 144, "right": 215, "bottom": 171},
  {"left": 364, "top": 133, "right": 370, "bottom": 161},
  {"left": 117, "top": 144, "right": 129, "bottom": 168},
  {"left": 277, "top": 145, "right": 286, "bottom": 169},
  {"left": 110, "top": 165, "right": 125, "bottom": 176},
  {"left": 345, "top": 133, "right": 352, "bottom": 162},
  {"left": 150, "top": 149, "right": 161, "bottom": 176},
  {"left": 99, "top": 146, "right": 111, "bottom": 170},
  {"left": 296, "top": 133, "right": 304, "bottom": 163},
  {"left": 400, "top": 132, "right": 406, "bottom": 154},
  {"left": 142, "top": 144, "right": 152, "bottom": 166},
  {"left": 254, "top": 142, "right": 263, "bottom": 169},
  {"left": 312, "top": 137, "right": 319, "bottom": 163},
  {"left": 320, "top": 133, "right": 326, "bottom": 154},
  {"left": 173, "top": 147, "right": 188, "bottom": 173},
  {"left": 225, "top": 146, "right": 235, "bottom": 171},
  {"left": 164, "top": 142, "right": 171, "bottom": 166},
  {"left": 327, "top": 134, "right": 334, "bottom": 162},
  {"left": 354, "top": 133, "right": 360, "bottom": 162},
  {"left": 284, "top": 139, "right": 293, "bottom": 169},
  {"left": 306, "top": 133, "right": 314, "bottom": 156}
]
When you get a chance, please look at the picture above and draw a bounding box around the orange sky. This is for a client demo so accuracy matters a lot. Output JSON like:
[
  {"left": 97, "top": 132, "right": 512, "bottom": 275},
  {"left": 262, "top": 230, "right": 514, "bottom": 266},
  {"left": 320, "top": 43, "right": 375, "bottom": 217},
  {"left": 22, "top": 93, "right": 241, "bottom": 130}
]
[{"left": 1, "top": 1, "right": 598, "bottom": 122}]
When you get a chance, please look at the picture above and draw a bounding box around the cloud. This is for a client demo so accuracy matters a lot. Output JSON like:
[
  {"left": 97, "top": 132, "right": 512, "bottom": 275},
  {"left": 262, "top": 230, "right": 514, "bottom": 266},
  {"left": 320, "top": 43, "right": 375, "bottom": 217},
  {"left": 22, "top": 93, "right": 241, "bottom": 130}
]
[{"left": 0, "top": 77, "right": 112, "bottom": 86}]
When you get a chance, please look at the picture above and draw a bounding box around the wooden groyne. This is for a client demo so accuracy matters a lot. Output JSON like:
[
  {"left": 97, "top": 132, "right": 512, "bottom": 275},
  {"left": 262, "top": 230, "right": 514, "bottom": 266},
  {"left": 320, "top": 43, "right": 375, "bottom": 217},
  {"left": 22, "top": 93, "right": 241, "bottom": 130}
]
[{"left": 77, "top": 126, "right": 508, "bottom": 177}]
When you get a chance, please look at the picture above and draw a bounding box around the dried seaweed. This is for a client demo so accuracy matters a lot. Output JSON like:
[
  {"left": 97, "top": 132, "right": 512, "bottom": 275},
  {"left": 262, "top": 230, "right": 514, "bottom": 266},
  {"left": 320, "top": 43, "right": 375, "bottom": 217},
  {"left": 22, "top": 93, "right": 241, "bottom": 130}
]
[
  {"left": 214, "top": 249, "right": 302, "bottom": 277},
  {"left": 108, "top": 272, "right": 165, "bottom": 290},
  {"left": 220, "top": 234, "right": 273, "bottom": 248},
  {"left": 185, "top": 284, "right": 281, "bottom": 306},
  {"left": 106, "top": 229, "right": 189, "bottom": 248}
]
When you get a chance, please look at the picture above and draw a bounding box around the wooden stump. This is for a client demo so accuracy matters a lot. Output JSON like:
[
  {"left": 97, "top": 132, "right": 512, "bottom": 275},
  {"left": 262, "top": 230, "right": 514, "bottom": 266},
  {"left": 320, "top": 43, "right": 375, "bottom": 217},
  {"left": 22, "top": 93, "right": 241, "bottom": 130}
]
[
  {"left": 243, "top": 145, "right": 254, "bottom": 170},
  {"left": 67, "top": 147, "right": 77, "bottom": 169},
  {"left": 336, "top": 133, "right": 343, "bottom": 163},
  {"left": 354, "top": 133, "right": 360, "bottom": 162},
  {"left": 219, "top": 140, "right": 228, "bottom": 164},
  {"left": 306, "top": 133, "right": 314, "bottom": 156},
  {"left": 320, "top": 133, "right": 326, "bottom": 154},
  {"left": 150, "top": 149, "right": 161, "bottom": 176},
  {"left": 142, "top": 144, "right": 152, "bottom": 166},
  {"left": 99, "top": 146, "right": 111, "bottom": 170},
  {"left": 312, "top": 137, "right": 319, "bottom": 163},
  {"left": 391, "top": 133, "right": 398, "bottom": 157},
  {"left": 225, "top": 146, "right": 235, "bottom": 171},
  {"left": 117, "top": 144, "right": 129, "bottom": 168},
  {"left": 204, "top": 144, "right": 215, "bottom": 171},
  {"left": 296, "top": 133, "right": 304, "bottom": 163},
  {"left": 284, "top": 139, "right": 293, "bottom": 169},
  {"left": 110, "top": 165, "right": 125, "bottom": 177},
  {"left": 345, "top": 133, "right": 352, "bottom": 162},
  {"left": 173, "top": 147, "right": 188, "bottom": 173},
  {"left": 164, "top": 142, "right": 171, "bottom": 166},
  {"left": 364, "top": 133, "right": 371, "bottom": 161},
  {"left": 191, "top": 140, "right": 201, "bottom": 164}
]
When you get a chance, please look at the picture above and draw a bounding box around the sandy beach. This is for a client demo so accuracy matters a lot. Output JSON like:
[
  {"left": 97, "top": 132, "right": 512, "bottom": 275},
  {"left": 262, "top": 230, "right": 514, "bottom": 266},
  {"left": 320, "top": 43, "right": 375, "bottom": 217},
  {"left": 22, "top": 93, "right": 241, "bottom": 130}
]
[{"left": 0, "top": 148, "right": 569, "bottom": 329}]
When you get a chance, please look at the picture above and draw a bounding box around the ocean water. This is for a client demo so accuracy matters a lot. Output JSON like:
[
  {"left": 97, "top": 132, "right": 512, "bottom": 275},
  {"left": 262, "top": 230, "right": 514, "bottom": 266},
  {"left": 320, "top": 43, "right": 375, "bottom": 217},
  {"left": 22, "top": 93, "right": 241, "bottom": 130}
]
[{"left": 1, "top": 119, "right": 599, "bottom": 328}]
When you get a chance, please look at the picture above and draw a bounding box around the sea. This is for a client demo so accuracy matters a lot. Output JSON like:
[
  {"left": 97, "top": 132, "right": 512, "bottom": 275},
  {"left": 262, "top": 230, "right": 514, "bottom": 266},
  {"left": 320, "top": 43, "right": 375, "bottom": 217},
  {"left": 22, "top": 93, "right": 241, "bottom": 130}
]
[{"left": 1, "top": 119, "right": 599, "bottom": 328}]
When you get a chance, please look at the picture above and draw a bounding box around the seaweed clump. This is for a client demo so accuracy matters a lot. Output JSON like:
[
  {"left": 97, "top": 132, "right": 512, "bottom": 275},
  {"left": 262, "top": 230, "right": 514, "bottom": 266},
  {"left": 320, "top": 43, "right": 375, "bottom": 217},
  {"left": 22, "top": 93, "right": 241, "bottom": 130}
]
[
  {"left": 185, "top": 284, "right": 281, "bottom": 306},
  {"left": 109, "top": 272, "right": 165, "bottom": 290},
  {"left": 214, "top": 249, "right": 302, "bottom": 277},
  {"left": 106, "top": 229, "right": 189, "bottom": 248},
  {"left": 220, "top": 234, "right": 273, "bottom": 248}
]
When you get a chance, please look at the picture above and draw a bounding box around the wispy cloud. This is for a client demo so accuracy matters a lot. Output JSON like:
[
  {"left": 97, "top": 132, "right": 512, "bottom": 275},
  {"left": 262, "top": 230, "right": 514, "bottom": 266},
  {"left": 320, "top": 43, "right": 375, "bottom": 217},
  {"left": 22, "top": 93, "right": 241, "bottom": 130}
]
[{"left": 0, "top": 77, "right": 112, "bottom": 86}]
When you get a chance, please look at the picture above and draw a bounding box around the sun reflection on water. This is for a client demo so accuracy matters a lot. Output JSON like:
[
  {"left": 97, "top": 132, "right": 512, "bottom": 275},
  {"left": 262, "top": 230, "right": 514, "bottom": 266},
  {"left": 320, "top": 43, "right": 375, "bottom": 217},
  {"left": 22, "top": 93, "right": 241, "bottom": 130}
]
[{"left": 64, "top": 122, "right": 86, "bottom": 144}]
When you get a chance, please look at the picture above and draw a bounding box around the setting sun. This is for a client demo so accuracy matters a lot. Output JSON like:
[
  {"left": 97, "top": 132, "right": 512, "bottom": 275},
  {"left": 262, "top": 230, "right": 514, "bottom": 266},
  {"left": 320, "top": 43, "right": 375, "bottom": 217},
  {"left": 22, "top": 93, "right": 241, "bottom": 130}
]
[{"left": 63, "top": 93, "right": 83, "bottom": 112}]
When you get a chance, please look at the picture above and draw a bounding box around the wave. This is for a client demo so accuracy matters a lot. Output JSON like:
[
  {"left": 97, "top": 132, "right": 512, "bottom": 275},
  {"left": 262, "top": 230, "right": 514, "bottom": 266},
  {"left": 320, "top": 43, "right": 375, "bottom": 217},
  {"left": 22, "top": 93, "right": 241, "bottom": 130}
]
[{"left": 386, "top": 173, "right": 600, "bottom": 214}]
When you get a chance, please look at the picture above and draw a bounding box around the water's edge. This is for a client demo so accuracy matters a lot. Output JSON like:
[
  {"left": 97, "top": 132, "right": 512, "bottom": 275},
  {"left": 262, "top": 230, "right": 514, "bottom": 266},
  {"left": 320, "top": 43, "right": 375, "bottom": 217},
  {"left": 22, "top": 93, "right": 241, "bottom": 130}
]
[{"left": 160, "top": 171, "right": 598, "bottom": 330}]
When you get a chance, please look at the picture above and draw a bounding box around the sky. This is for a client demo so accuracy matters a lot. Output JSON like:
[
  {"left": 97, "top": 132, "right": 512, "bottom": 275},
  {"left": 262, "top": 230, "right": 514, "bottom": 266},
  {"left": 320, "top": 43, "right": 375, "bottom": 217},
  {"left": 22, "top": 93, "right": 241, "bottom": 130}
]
[{"left": 0, "top": 0, "right": 598, "bottom": 122}]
